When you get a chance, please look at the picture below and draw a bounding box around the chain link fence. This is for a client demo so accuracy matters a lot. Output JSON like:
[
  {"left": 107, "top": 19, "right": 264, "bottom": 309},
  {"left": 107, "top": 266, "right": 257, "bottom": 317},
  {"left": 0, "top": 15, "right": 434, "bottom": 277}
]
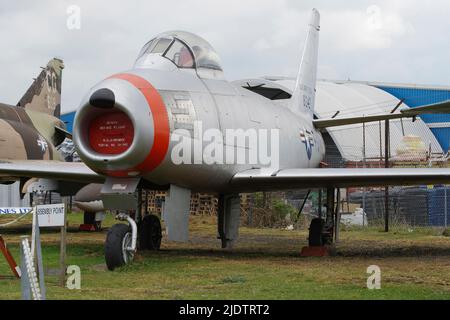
[{"left": 240, "top": 118, "right": 449, "bottom": 230}]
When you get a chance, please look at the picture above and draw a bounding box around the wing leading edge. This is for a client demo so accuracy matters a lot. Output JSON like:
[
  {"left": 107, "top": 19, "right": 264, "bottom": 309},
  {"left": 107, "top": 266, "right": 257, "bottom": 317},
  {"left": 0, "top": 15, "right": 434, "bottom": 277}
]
[
  {"left": 231, "top": 168, "right": 450, "bottom": 192},
  {"left": 0, "top": 160, "right": 104, "bottom": 184},
  {"left": 1, "top": 161, "right": 448, "bottom": 193}
]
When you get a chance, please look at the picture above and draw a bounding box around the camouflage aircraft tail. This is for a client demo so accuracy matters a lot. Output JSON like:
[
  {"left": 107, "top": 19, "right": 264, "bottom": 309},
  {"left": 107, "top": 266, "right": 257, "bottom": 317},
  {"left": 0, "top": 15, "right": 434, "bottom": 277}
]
[{"left": 16, "top": 58, "right": 64, "bottom": 118}]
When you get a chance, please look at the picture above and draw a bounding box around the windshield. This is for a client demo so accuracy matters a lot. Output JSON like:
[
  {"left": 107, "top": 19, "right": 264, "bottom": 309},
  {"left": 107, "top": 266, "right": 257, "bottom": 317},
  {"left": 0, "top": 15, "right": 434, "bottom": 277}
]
[
  {"left": 137, "top": 38, "right": 172, "bottom": 60},
  {"left": 135, "top": 31, "right": 223, "bottom": 71}
]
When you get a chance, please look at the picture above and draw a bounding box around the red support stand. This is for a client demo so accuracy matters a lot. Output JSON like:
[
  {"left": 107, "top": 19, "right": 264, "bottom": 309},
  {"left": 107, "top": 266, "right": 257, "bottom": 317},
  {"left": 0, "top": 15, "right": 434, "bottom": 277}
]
[
  {"left": 0, "top": 235, "right": 21, "bottom": 278},
  {"left": 300, "top": 246, "right": 330, "bottom": 257},
  {"left": 79, "top": 224, "right": 97, "bottom": 232}
]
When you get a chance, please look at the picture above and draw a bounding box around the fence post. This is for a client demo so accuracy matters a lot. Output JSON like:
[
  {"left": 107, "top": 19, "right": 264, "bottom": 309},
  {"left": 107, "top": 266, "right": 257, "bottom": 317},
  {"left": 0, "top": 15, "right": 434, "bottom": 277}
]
[
  {"left": 34, "top": 216, "right": 46, "bottom": 300},
  {"left": 362, "top": 122, "right": 366, "bottom": 227},
  {"left": 445, "top": 185, "right": 448, "bottom": 228},
  {"left": 59, "top": 201, "right": 67, "bottom": 287}
]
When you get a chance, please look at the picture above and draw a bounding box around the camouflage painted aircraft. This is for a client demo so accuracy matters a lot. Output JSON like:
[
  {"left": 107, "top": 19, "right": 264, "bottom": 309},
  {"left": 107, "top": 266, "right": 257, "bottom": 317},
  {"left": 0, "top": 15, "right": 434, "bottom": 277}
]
[
  {"left": 0, "top": 59, "right": 97, "bottom": 218},
  {"left": 0, "top": 9, "right": 449, "bottom": 270},
  {"left": 0, "top": 58, "right": 68, "bottom": 164}
]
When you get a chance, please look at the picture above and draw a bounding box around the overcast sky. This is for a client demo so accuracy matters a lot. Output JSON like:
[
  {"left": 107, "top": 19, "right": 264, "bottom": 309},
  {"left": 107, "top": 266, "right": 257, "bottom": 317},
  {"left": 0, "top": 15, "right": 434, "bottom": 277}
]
[{"left": 1, "top": 0, "right": 450, "bottom": 113}]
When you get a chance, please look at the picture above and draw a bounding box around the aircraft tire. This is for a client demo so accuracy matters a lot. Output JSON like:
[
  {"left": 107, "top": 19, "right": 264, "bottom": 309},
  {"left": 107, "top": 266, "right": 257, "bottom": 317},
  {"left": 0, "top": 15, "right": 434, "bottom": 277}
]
[
  {"left": 105, "top": 224, "right": 134, "bottom": 270},
  {"left": 308, "top": 218, "right": 324, "bottom": 246},
  {"left": 138, "top": 215, "right": 162, "bottom": 250}
]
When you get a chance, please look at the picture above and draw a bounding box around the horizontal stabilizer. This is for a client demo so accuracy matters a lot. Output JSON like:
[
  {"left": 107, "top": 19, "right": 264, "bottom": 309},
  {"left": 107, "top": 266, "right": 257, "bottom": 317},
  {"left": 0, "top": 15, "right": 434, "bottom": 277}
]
[
  {"left": 313, "top": 99, "right": 450, "bottom": 129},
  {"left": 401, "top": 99, "right": 450, "bottom": 115}
]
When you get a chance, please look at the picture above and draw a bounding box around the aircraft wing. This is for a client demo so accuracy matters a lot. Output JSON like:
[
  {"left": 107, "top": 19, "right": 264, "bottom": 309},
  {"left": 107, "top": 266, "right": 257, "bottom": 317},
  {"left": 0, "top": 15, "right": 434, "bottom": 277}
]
[
  {"left": 231, "top": 168, "right": 450, "bottom": 192},
  {"left": 1, "top": 161, "right": 449, "bottom": 192},
  {"left": 313, "top": 99, "right": 450, "bottom": 129},
  {"left": 0, "top": 160, "right": 104, "bottom": 184}
]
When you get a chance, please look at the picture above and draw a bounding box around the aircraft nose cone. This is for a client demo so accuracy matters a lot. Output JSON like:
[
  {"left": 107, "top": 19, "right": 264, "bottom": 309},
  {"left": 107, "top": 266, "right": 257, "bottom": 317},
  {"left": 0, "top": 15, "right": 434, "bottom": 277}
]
[
  {"left": 74, "top": 73, "right": 169, "bottom": 177},
  {"left": 89, "top": 88, "right": 115, "bottom": 108}
]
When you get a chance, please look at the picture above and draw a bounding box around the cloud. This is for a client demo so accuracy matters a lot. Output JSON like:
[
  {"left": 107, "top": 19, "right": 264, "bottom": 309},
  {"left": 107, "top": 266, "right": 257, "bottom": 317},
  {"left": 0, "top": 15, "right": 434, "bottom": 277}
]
[{"left": 322, "top": 5, "right": 415, "bottom": 51}]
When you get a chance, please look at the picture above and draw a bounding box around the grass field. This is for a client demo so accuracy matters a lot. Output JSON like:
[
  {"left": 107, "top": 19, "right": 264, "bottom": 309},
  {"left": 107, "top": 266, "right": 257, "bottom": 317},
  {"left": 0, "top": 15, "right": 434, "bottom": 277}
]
[{"left": 0, "top": 213, "right": 449, "bottom": 300}]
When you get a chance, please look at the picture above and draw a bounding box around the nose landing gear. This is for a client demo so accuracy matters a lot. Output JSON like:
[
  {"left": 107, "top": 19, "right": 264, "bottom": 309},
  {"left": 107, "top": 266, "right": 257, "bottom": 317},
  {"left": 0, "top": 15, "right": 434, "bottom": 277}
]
[
  {"left": 105, "top": 213, "right": 137, "bottom": 270},
  {"left": 105, "top": 223, "right": 134, "bottom": 270},
  {"left": 105, "top": 213, "right": 162, "bottom": 270}
]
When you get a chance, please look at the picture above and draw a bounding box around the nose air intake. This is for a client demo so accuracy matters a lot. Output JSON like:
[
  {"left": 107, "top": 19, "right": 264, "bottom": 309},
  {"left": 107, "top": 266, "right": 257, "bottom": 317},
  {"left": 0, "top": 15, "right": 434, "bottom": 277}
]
[
  {"left": 89, "top": 88, "right": 116, "bottom": 109},
  {"left": 73, "top": 73, "right": 170, "bottom": 177},
  {"left": 89, "top": 111, "right": 134, "bottom": 155}
]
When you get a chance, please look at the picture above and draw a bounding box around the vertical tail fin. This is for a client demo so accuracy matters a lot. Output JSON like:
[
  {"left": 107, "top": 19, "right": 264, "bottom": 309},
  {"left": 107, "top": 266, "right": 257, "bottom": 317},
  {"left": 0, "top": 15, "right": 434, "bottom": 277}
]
[
  {"left": 290, "top": 8, "right": 320, "bottom": 117},
  {"left": 17, "top": 58, "right": 64, "bottom": 118}
]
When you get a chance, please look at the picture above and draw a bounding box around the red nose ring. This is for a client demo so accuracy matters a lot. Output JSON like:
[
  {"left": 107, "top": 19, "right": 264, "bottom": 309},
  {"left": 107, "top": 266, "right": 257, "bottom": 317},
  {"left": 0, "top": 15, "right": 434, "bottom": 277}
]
[{"left": 105, "top": 73, "right": 170, "bottom": 177}]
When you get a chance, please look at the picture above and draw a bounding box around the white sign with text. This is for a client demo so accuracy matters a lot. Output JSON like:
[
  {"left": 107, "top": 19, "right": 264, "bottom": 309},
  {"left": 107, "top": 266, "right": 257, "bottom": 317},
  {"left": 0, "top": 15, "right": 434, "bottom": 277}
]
[{"left": 36, "top": 203, "right": 65, "bottom": 227}]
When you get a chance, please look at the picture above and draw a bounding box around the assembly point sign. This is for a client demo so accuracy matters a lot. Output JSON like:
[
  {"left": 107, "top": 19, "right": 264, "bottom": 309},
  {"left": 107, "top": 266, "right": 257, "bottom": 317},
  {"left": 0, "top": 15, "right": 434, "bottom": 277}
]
[{"left": 36, "top": 203, "right": 65, "bottom": 227}]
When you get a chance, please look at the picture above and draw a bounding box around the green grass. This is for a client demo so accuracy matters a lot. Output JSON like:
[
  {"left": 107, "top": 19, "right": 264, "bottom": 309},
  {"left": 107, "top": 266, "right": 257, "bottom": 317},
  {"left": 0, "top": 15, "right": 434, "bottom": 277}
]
[{"left": 0, "top": 213, "right": 449, "bottom": 300}]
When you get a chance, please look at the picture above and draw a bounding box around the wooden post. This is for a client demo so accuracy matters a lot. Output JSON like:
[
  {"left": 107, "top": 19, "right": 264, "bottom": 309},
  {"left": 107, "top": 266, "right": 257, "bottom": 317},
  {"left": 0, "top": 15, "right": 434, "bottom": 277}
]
[
  {"left": 318, "top": 189, "right": 322, "bottom": 219},
  {"left": 34, "top": 218, "right": 46, "bottom": 299},
  {"left": 335, "top": 189, "right": 341, "bottom": 243},
  {"left": 326, "top": 188, "right": 334, "bottom": 225},
  {"left": 144, "top": 190, "right": 149, "bottom": 215},
  {"left": 59, "top": 201, "right": 67, "bottom": 287}
]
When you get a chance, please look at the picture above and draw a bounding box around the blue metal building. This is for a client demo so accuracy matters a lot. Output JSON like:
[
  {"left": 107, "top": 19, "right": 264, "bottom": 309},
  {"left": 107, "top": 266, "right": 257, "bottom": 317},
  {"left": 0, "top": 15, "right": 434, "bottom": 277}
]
[
  {"left": 61, "top": 112, "right": 75, "bottom": 134},
  {"left": 375, "top": 84, "right": 450, "bottom": 152}
]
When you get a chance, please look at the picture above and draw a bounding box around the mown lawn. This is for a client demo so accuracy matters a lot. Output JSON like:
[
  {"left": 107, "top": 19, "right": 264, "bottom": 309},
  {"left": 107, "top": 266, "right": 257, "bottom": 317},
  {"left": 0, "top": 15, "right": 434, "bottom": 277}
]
[{"left": 0, "top": 213, "right": 449, "bottom": 299}]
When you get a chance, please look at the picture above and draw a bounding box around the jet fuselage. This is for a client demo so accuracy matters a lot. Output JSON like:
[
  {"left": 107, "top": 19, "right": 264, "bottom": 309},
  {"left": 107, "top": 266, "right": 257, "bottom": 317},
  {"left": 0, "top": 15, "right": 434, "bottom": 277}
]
[{"left": 74, "top": 68, "right": 325, "bottom": 193}]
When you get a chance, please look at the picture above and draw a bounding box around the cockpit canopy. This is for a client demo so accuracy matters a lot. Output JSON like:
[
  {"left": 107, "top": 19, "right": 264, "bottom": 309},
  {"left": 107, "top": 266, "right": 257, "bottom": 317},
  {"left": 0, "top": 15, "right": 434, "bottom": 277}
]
[{"left": 134, "top": 31, "right": 224, "bottom": 79}]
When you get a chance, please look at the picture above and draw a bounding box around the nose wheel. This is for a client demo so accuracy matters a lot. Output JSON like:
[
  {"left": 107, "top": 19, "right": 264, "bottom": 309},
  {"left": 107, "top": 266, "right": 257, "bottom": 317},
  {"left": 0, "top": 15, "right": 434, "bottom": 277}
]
[
  {"left": 105, "top": 214, "right": 162, "bottom": 270},
  {"left": 105, "top": 224, "right": 134, "bottom": 270},
  {"left": 105, "top": 213, "right": 138, "bottom": 270}
]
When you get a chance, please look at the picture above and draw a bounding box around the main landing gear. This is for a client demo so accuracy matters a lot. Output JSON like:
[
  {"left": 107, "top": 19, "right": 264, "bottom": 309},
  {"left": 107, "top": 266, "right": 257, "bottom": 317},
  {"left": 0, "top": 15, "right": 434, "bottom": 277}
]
[
  {"left": 302, "top": 187, "right": 339, "bottom": 256},
  {"left": 138, "top": 214, "right": 162, "bottom": 250}
]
